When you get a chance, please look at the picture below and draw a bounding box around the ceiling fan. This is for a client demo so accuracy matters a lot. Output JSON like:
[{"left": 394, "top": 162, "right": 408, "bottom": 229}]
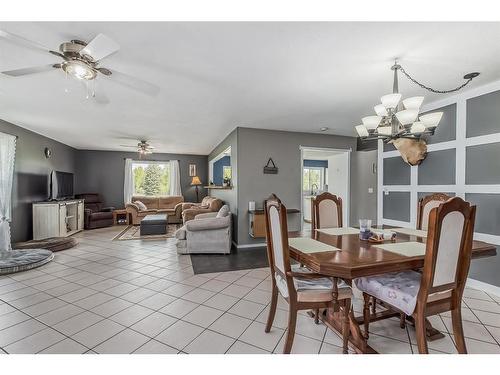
[
  {"left": 0, "top": 30, "right": 160, "bottom": 98},
  {"left": 120, "top": 140, "right": 155, "bottom": 156}
]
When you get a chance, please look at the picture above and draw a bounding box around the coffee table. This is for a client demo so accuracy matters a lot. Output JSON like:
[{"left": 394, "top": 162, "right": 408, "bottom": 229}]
[{"left": 140, "top": 214, "right": 168, "bottom": 236}]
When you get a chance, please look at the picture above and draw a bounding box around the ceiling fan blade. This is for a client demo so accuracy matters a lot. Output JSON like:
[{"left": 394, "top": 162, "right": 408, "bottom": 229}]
[
  {"left": 105, "top": 69, "right": 160, "bottom": 96},
  {"left": 81, "top": 34, "right": 120, "bottom": 61},
  {"left": 119, "top": 145, "right": 140, "bottom": 148},
  {"left": 0, "top": 29, "right": 60, "bottom": 56},
  {"left": 2, "top": 64, "right": 57, "bottom": 77}
]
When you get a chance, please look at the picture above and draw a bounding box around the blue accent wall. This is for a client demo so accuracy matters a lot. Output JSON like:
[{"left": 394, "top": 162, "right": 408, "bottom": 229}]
[
  {"left": 303, "top": 159, "right": 328, "bottom": 168},
  {"left": 213, "top": 156, "right": 231, "bottom": 185}
]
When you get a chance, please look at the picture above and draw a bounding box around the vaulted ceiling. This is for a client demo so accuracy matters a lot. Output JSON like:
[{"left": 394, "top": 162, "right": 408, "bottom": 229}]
[{"left": 1, "top": 22, "right": 499, "bottom": 154}]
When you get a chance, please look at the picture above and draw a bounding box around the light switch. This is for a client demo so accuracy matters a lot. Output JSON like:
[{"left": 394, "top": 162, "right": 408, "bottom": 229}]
[{"left": 368, "top": 188, "right": 374, "bottom": 194}]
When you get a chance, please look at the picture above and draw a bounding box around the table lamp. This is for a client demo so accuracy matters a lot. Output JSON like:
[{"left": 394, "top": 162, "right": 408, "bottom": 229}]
[{"left": 190, "top": 176, "right": 202, "bottom": 202}]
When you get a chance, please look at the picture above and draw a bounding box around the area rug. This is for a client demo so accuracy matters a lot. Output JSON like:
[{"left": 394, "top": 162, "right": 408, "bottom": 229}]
[
  {"left": 113, "top": 224, "right": 180, "bottom": 241},
  {"left": 190, "top": 246, "right": 269, "bottom": 275},
  {"left": 14, "top": 237, "right": 77, "bottom": 252},
  {"left": 0, "top": 249, "right": 54, "bottom": 275}
]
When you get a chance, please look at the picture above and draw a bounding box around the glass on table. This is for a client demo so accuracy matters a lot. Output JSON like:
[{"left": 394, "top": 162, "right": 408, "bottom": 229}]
[{"left": 359, "top": 219, "right": 372, "bottom": 240}]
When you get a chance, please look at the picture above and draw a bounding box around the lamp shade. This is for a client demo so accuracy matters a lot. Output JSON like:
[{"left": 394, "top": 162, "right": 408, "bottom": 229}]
[
  {"left": 377, "top": 126, "right": 392, "bottom": 136},
  {"left": 381, "top": 93, "right": 402, "bottom": 109},
  {"left": 410, "top": 122, "right": 426, "bottom": 134},
  {"left": 395, "top": 109, "right": 419, "bottom": 125},
  {"left": 374, "top": 104, "right": 388, "bottom": 117},
  {"left": 361, "top": 116, "right": 382, "bottom": 130},
  {"left": 190, "top": 176, "right": 202, "bottom": 186},
  {"left": 419, "top": 112, "right": 443, "bottom": 128},
  {"left": 403, "top": 96, "right": 424, "bottom": 110},
  {"left": 355, "top": 125, "right": 369, "bottom": 137}
]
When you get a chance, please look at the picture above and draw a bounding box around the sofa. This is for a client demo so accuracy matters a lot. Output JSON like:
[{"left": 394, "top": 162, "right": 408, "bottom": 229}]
[
  {"left": 126, "top": 195, "right": 184, "bottom": 225},
  {"left": 181, "top": 196, "right": 223, "bottom": 223},
  {"left": 75, "top": 193, "right": 114, "bottom": 230},
  {"left": 175, "top": 205, "right": 232, "bottom": 254}
]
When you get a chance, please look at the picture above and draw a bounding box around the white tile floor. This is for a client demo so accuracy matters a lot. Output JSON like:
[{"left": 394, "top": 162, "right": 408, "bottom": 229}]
[{"left": 1, "top": 225, "right": 500, "bottom": 354}]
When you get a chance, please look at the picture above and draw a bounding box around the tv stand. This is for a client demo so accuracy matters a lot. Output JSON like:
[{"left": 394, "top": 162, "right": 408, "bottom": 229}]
[{"left": 33, "top": 199, "right": 84, "bottom": 240}]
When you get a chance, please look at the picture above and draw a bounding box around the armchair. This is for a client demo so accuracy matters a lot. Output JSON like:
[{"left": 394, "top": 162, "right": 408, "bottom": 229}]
[
  {"left": 175, "top": 205, "right": 232, "bottom": 254},
  {"left": 75, "top": 193, "right": 115, "bottom": 230},
  {"left": 181, "top": 196, "right": 223, "bottom": 223}
]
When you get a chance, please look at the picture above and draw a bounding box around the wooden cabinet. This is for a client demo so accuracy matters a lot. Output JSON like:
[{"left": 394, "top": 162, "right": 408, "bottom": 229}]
[
  {"left": 249, "top": 208, "right": 301, "bottom": 238},
  {"left": 33, "top": 199, "right": 84, "bottom": 240}
]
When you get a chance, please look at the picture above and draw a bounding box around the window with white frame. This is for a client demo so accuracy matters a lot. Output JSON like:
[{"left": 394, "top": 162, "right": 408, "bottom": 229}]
[
  {"left": 132, "top": 161, "right": 170, "bottom": 196},
  {"left": 303, "top": 167, "right": 325, "bottom": 193}
]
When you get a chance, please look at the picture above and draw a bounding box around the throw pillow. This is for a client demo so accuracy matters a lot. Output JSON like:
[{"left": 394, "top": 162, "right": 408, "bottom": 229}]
[
  {"left": 216, "top": 205, "right": 230, "bottom": 218},
  {"left": 134, "top": 201, "right": 147, "bottom": 211}
]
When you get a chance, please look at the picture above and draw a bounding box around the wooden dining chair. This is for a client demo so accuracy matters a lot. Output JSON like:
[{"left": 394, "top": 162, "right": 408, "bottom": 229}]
[
  {"left": 311, "top": 192, "right": 343, "bottom": 231},
  {"left": 417, "top": 193, "right": 452, "bottom": 230},
  {"left": 355, "top": 197, "right": 476, "bottom": 354},
  {"left": 264, "top": 194, "right": 353, "bottom": 354}
]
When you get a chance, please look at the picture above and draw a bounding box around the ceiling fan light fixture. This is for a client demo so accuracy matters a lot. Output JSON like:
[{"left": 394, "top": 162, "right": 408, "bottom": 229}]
[{"left": 62, "top": 60, "right": 96, "bottom": 80}]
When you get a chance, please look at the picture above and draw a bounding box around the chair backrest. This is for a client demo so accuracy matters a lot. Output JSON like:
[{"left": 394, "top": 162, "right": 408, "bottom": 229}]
[
  {"left": 418, "top": 197, "right": 476, "bottom": 306},
  {"left": 264, "top": 194, "right": 292, "bottom": 284},
  {"left": 76, "top": 193, "right": 103, "bottom": 212},
  {"left": 417, "top": 193, "right": 452, "bottom": 230},
  {"left": 312, "top": 192, "right": 343, "bottom": 230}
]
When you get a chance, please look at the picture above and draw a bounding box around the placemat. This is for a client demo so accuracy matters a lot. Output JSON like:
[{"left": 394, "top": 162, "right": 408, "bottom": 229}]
[
  {"left": 316, "top": 227, "right": 360, "bottom": 236},
  {"left": 375, "top": 241, "right": 427, "bottom": 257},
  {"left": 289, "top": 237, "right": 340, "bottom": 254},
  {"left": 392, "top": 227, "right": 428, "bottom": 238}
]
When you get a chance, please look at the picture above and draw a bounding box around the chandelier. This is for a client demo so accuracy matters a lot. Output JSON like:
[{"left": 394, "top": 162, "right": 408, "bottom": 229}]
[{"left": 355, "top": 61, "right": 480, "bottom": 142}]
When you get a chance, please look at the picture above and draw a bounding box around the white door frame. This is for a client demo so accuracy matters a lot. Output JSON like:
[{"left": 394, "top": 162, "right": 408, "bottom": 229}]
[{"left": 299, "top": 146, "right": 352, "bottom": 230}]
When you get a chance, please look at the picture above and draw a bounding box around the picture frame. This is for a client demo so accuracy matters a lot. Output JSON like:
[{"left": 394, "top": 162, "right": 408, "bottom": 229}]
[{"left": 189, "top": 164, "right": 196, "bottom": 177}]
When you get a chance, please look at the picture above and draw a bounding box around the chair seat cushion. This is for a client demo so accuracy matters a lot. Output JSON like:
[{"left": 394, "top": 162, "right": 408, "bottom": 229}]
[
  {"left": 89, "top": 211, "right": 113, "bottom": 220},
  {"left": 275, "top": 264, "right": 352, "bottom": 303},
  {"left": 354, "top": 271, "right": 421, "bottom": 315}
]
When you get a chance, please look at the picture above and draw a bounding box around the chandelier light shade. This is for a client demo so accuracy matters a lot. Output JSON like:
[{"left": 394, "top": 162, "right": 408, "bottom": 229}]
[
  {"left": 395, "top": 109, "right": 419, "bottom": 125},
  {"left": 354, "top": 61, "right": 479, "bottom": 144},
  {"left": 403, "top": 96, "right": 424, "bottom": 110},
  {"left": 381, "top": 93, "right": 402, "bottom": 109},
  {"left": 374, "top": 104, "right": 388, "bottom": 116},
  {"left": 355, "top": 125, "right": 369, "bottom": 137},
  {"left": 410, "top": 122, "right": 426, "bottom": 134},
  {"left": 419, "top": 112, "right": 444, "bottom": 128},
  {"left": 361, "top": 116, "right": 382, "bottom": 130}
]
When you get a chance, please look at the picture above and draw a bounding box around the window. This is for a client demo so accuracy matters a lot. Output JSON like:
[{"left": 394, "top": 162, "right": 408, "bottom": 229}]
[
  {"left": 132, "top": 161, "right": 170, "bottom": 196},
  {"left": 303, "top": 167, "right": 325, "bottom": 193}
]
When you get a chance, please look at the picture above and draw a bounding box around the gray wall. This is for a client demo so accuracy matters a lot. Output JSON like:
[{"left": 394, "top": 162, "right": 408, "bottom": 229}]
[
  {"left": 207, "top": 129, "right": 239, "bottom": 242},
  {"left": 75, "top": 150, "right": 208, "bottom": 209},
  {"left": 350, "top": 150, "right": 377, "bottom": 225},
  {"left": 236, "top": 127, "right": 357, "bottom": 246},
  {"left": 0, "top": 119, "right": 77, "bottom": 243},
  {"left": 380, "top": 89, "right": 500, "bottom": 287}
]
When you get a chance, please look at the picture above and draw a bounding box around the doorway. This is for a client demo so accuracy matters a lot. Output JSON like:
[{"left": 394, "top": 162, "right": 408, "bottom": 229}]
[{"left": 300, "top": 146, "right": 351, "bottom": 230}]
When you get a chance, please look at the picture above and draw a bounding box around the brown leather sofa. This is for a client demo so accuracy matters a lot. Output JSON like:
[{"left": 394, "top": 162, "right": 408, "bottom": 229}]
[
  {"left": 126, "top": 195, "right": 184, "bottom": 225},
  {"left": 182, "top": 196, "right": 223, "bottom": 223},
  {"left": 75, "top": 193, "right": 114, "bottom": 230}
]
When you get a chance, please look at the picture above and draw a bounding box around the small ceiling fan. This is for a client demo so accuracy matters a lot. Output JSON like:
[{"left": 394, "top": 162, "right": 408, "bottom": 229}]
[
  {"left": 0, "top": 30, "right": 160, "bottom": 98},
  {"left": 120, "top": 140, "right": 155, "bottom": 156}
]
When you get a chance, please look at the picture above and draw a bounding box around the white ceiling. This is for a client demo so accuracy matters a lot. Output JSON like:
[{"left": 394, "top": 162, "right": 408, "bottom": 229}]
[{"left": 1, "top": 22, "right": 500, "bottom": 155}]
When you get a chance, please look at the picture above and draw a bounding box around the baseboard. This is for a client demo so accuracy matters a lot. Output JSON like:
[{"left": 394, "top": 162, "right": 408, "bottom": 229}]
[
  {"left": 467, "top": 278, "right": 500, "bottom": 297},
  {"left": 233, "top": 241, "right": 266, "bottom": 249}
]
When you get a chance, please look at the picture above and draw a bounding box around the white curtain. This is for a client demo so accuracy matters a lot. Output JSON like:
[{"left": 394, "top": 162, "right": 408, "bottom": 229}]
[
  {"left": 169, "top": 160, "right": 182, "bottom": 196},
  {"left": 0, "top": 132, "right": 16, "bottom": 253},
  {"left": 123, "top": 158, "right": 133, "bottom": 205}
]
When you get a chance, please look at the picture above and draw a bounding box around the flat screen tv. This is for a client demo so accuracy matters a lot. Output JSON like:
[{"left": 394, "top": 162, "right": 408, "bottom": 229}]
[{"left": 50, "top": 171, "right": 74, "bottom": 200}]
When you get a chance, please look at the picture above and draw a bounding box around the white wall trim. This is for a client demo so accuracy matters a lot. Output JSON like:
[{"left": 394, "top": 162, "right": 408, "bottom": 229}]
[
  {"left": 467, "top": 278, "right": 500, "bottom": 298},
  {"left": 234, "top": 241, "right": 266, "bottom": 249}
]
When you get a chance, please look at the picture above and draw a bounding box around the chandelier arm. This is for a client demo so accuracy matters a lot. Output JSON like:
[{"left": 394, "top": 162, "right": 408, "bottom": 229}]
[{"left": 398, "top": 66, "right": 475, "bottom": 94}]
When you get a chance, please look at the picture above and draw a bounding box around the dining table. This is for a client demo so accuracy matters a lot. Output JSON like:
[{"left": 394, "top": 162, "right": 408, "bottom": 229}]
[{"left": 288, "top": 226, "right": 497, "bottom": 354}]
